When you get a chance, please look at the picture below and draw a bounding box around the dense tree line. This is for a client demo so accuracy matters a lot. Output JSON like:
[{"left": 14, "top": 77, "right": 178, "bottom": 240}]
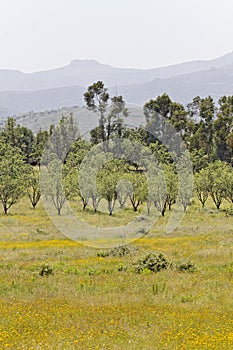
[{"left": 1, "top": 81, "right": 233, "bottom": 215}]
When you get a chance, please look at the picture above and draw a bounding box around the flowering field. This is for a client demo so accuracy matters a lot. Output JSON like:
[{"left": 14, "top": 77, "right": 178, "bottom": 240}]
[{"left": 0, "top": 199, "right": 232, "bottom": 349}]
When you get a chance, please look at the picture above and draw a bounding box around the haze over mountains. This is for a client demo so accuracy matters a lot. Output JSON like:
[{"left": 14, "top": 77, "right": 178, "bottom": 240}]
[{"left": 1, "top": 51, "right": 233, "bottom": 117}]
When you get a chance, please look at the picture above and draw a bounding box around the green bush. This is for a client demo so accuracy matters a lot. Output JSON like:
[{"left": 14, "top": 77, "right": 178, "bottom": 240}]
[
  {"left": 225, "top": 206, "right": 233, "bottom": 217},
  {"left": 39, "top": 264, "right": 53, "bottom": 277},
  {"left": 133, "top": 253, "right": 169, "bottom": 273},
  {"left": 178, "top": 262, "right": 196, "bottom": 272},
  {"left": 97, "top": 245, "right": 131, "bottom": 258},
  {"left": 97, "top": 251, "right": 110, "bottom": 258}
]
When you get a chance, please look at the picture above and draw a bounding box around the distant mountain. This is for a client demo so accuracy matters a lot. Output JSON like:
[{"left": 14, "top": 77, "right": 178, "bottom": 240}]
[
  {"left": 1, "top": 52, "right": 233, "bottom": 92},
  {"left": 0, "top": 86, "right": 85, "bottom": 116},
  {"left": 1, "top": 52, "right": 233, "bottom": 117},
  {"left": 118, "top": 61, "right": 233, "bottom": 105}
]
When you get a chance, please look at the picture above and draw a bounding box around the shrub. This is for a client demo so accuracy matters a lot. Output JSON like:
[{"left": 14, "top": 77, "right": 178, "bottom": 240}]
[
  {"left": 39, "top": 264, "right": 53, "bottom": 277},
  {"left": 225, "top": 206, "right": 233, "bottom": 217},
  {"left": 97, "top": 245, "right": 131, "bottom": 258},
  {"left": 178, "top": 262, "right": 196, "bottom": 272},
  {"left": 133, "top": 253, "right": 169, "bottom": 273},
  {"left": 118, "top": 264, "right": 127, "bottom": 272},
  {"left": 97, "top": 251, "right": 110, "bottom": 258}
]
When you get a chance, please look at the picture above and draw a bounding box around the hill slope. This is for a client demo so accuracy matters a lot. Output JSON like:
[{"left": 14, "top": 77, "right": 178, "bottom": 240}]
[{"left": 1, "top": 52, "right": 233, "bottom": 117}]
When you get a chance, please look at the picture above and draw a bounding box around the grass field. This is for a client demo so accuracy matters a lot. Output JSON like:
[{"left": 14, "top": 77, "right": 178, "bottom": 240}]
[{"left": 0, "top": 197, "right": 232, "bottom": 349}]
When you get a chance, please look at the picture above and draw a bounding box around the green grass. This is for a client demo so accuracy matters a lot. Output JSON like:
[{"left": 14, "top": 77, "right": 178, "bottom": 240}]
[{"left": 0, "top": 197, "right": 232, "bottom": 349}]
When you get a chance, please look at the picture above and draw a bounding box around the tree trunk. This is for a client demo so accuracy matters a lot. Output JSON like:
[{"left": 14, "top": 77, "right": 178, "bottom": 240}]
[
  {"left": 3, "top": 204, "right": 8, "bottom": 215},
  {"left": 147, "top": 201, "right": 151, "bottom": 215},
  {"left": 82, "top": 198, "right": 88, "bottom": 210}
]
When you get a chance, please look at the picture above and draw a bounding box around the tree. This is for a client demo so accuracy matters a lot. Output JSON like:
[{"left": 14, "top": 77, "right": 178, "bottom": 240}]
[
  {"left": 41, "top": 159, "right": 74, "bottom": 215},
  {"left": 80, "top": 165, "right": 101, "bottom": 212},
  {"left": 178, "top": 173, "right": 193, "bottom": 212},
  {"left": 147, "top": 164, "right": 177, "bottom": 216},
  {"left": 205, "top": 161, "right": 227, "bottom": 210},
  {"left": 47, "top": 114, "right": 80, "bottom": 162},
  {"left": 195, "top": 169, "right": 209, "bottom": 208},
  {"left": 84, "top": 81, "right": 109, "bottom": 143},
  {"left": 187, "top": 96, "right": 215, "bottom": 160},
  {"left": 84, "top": 82, "right": 129, "bottom": 147},
  {"left": 190, "top": 149, "right": 209, "bottom": 173},
  {"left": 30, "top": 129, "right": 49, "bottom": 165},
  {"left": 177, "top": 151, "right": 193, "bottom": 212},
  {"left": 148, "top": 167, "right": 167, "bottom": 216},
  {"left": 164, "top": 164, "right": 178, "bottom": 211},
  {"left": 107, "top": 95, "right": 128, "bottom": 139},
  {"left": 143, "top": 94, "right": 172, "bottom": 144},
  {"left": 214, "top": 96, "right": 233, "bottom": 162},
  {"left": 144, "top": 94, "right": 172, "bottom": 124},
  {"left": 126, "top": 172, "right": 147, "bottom": 212},
  {"left": 26, "top": 166, "right": 41, "bottom": 209},
  {"left": 116, "top": 179, "right": 132, "bottom": 208},
  {"left": 224, "top": 165, "right": 233, "bottom": 204},
  {"left": 1, "top": 117, "right": 35, "bottom": 163},
  {"left": 97, "top": 169, "right": 119, "bottom": 216},
  {"left": 65, "top": 142, "right": 93, "bottom": 210},
  {"left": 66, "top": 140, "right": 91, "bottom": 169},
  {"left": 169, "top": 102, "right": 188, "bottom": 135},
  {"left": 96, "top": 159, "right": 127, "bottom": 215},
  {"left": 149, "top": 141, "right": 173, "bottom": 164},
  {"left": 0, "top": 144, "right": 27, "bottom": 214}
]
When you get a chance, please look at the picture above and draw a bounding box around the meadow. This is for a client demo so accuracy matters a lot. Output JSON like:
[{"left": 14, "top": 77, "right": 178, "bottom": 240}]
[{"left": 0, "top": 197, "right": 232, "bottom": 349}]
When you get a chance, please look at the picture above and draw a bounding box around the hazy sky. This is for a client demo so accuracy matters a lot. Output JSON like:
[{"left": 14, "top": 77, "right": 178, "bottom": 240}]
[{"left": 0, "top": 0, "right": 233, "bottom": 72}]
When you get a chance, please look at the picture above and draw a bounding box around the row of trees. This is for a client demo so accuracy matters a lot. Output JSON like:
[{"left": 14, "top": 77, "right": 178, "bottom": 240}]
[
  {"left": 1, "top": 81, "right": 233, "bottom": 215},
  {"left": 0, "top": 116, "right": 232, "bottom": 216},
  {"left": 195, "top": 161, "right": 233, "bottom": 209}
]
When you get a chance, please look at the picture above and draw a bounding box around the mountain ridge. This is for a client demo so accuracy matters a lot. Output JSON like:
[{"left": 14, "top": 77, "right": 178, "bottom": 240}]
[
  {"left": 1, "top": 51, "right": 233, "bottom": 92},
  {"left": 1, "top": 52, "right": 233, "bottom": 117}
]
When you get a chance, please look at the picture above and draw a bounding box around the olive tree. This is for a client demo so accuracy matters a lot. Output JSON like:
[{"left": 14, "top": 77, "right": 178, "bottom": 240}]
[
  {"left": 206, "top": 161, "right": 228, "bottom": 210},
  {"left": 26, "top": 166, "right": 41, "bottom": 209},
  {"left": 195, "top": 168, "right": 209, "bottom": 208},
  {"left": 0, "top": 145, "right": 27, "bottom": 214}
]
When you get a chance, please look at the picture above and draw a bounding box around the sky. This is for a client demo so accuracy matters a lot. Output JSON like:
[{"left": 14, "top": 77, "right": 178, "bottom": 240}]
[{"left": 0, "top": 0, "right": 233, "bottom": 72}]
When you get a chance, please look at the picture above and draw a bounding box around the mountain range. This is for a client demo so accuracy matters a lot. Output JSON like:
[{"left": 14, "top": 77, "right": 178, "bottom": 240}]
[{"left": 1, "top": 52, "right": 233, "bottom": 118}]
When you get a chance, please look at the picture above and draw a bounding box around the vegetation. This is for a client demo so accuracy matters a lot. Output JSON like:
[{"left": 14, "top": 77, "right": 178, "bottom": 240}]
[
  {"left": 1, "top": 84, "right": 233, "bottom": 216},
  {"left": 0, "top": 82, "right": 233, "bottom": 348},
  {"left": 0, "top": 197, "right": 232, "bottom": 349}
]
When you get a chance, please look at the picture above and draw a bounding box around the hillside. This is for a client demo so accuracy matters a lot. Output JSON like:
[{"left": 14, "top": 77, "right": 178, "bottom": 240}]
[
  {"left": 1, "top": 52, "right": 233, "bottom": 117},
  {"left": 14, "top": 105, "right": 145, "bottom": 135},
  {"left": 118, "top": 62, "right": 233, "bottom": 104}
]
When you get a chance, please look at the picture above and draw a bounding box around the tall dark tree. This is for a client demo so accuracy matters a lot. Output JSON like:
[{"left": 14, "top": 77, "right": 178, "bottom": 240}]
[
  {"left": 30, "top": 128, "right": 49, "bottom": 165},
  {"left": 187, "top": 96, "right": 215, "bottom": 160},
  {"left": 1, "top": 118, "right": 34, "bottom": 162},
  {"left": 214, "top": 96, "right": 233, "bottom": 162},
  {"left": 107, "top": 95, "right": 128, "bottom": 139},
  {"left": 84, "top": 81, "right": 109, "bottom": 143}
]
